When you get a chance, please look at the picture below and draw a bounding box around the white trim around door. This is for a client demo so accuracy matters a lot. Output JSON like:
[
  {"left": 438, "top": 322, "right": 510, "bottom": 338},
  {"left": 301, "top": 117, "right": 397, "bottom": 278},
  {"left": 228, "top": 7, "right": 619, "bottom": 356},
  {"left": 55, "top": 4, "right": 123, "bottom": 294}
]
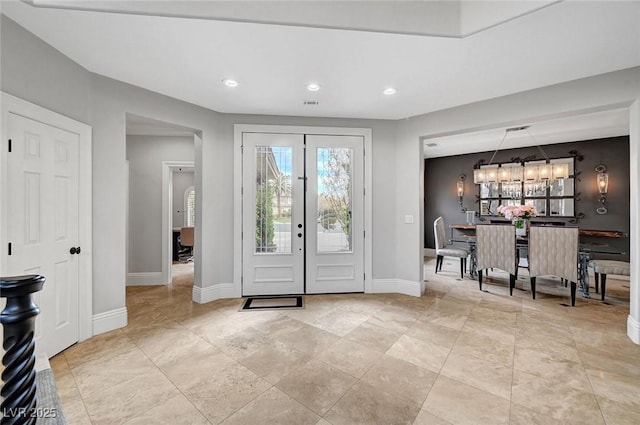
[
  {"left": 161, "top": 160, "right": 195, "bottom": 285},
  {"left": 234, "top": 124, "right": 373, "bottom": 296},
  {"left": 0, "top": 92, "right": 93, "bottom": 344}
]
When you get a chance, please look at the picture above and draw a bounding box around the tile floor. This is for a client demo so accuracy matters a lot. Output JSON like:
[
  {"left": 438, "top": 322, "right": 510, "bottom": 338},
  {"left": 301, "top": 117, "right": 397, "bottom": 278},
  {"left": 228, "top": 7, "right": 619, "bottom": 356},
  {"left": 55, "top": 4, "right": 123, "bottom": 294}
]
[{"left": 50, "top": 259, "right": 640, "bottom": 425}]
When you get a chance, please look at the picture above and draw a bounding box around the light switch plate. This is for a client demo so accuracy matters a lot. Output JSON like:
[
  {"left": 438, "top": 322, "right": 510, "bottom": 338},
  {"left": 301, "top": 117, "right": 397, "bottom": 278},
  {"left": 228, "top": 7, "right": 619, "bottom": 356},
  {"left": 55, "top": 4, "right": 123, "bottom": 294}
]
[{"left": 404, "top": 215, "right": 414, "bottom": 224}]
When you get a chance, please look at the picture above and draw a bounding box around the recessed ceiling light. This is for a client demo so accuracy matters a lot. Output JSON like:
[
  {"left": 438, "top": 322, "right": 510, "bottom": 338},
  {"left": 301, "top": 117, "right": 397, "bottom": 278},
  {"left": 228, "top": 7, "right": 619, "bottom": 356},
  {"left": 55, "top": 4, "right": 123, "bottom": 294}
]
[
  {"left": 383, "top": 88, "right": 397, "bottom": 95},
  {"left": 223, "top": 79, "right": 239, "bottom": 88},
  {"left": 307, "top": 83, "right": 320, "bottom": 92}
]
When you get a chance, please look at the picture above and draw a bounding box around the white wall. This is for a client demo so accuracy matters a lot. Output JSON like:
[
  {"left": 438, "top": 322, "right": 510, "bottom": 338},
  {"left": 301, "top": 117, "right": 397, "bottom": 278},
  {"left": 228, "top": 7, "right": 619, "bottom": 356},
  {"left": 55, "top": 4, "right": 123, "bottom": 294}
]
[
  {"left": 173, "top": 171, "right": 194, "bottom": 229},
  {"left": 126, "top": 135, "right": 194, "bottom": 273}
]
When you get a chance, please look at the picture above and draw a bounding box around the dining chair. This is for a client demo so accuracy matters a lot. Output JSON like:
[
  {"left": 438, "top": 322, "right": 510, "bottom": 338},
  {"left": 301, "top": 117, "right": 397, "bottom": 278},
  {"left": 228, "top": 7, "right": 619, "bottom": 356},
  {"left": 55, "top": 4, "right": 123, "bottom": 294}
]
[
  {"left": 476, "top": 224, "right": 517, "bottom": 295},
  {"left": 528, "top": 226, "right": 579, "bottom": 305},
  {"left": 434, "top": 216, "right": 469, "bottom": 279}
]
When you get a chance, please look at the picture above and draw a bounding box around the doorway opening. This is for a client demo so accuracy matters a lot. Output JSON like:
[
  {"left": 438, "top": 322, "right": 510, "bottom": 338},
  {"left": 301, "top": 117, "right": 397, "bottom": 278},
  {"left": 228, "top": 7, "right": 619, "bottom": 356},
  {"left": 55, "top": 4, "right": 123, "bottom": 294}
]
[{"left": 125, "top": 114, "right": 197, "bottom": 295}]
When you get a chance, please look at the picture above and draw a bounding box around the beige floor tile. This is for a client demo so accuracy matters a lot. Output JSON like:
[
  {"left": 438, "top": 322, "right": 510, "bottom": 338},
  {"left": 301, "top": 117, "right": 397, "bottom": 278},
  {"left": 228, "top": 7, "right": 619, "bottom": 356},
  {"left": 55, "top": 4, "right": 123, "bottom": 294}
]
[
  {"left": 47, "top": 262, "right": 634, "bottom": 425},
  {"left": 275, "top": 359, "right": 357, "bottom": 415},
  {"left": 61, "top": 399, "right": 93, "bottom": 425},
  {"left": 63, "top": 329, "right": 135, "bottom": 369},
  {"left": 509, "top": 402, "right": 564, "bottom": 425},
  {"left": 514, "top": 345, "right": 591, "bottom": 392},
  {"left": 422, "top": 375, "right": 510, "bottom": 425},
  {"left": 71, "top": 345, "right": 157, "bottom": 398},
  {"left": 412, "top": 410, "right": 452, "bottom": 425},
  {"left": 418, "top": 307, "right": 468, "bottom": 331},
  {"left": 404, "top": 319, "right": 461, "bottom": 349},
  {"left": 511, "top": 370, "right": 605, "bottom": 425},
  {"left": 238, "top": 342, "right": 313, "bottom": 384},
  {"left": 596, "top": 394, "right": 640, "bottom": 425},
  {"left": 162, "top": 350, "right": 270, "bottom": 423},
  {"left": 275, "top": 323, "right": 341, "bottom": 356},
  {"left": 310, "top": 309, "right": 371, "bottom": 336},
  {"left": 83, "top": 368, "right": 181, "bottom": 425},
  {"left": 132, "top": 323, "right": 214, "bottom": 366},
  {"left": 361, "top": 354, "right": 437, "bottom": 407},
  {"left": 220, "top": 387, "right": 320, "bottom": 425},
  {"left": 366, "top": 305, "right": 422, "bottom": 333},
  {"left": 324, "top": 381, "right": 420, "bottom": 425},
  {"left": 439, "top": 351, "right": 513, "bottom": 400},
  {"left": 386, "top": 334, "right": 451, "bottom": 373},
  {"left": 578, "top": 344, "right": 640, "bottom": 377},
  {"left": 316, "top": 338, "right": 383, "bottom": 378},
  {"left": 449, "top": 328, "right": 514, "bottom": 366},
  {"left": 586, "top": 368, "right": 640, "bottom": 406},
  {"left": 344, "top": 321, "right": 402, "bottom": 353},
  {"left": 123, "top": 394, "right": 210, "bottom": 425}
]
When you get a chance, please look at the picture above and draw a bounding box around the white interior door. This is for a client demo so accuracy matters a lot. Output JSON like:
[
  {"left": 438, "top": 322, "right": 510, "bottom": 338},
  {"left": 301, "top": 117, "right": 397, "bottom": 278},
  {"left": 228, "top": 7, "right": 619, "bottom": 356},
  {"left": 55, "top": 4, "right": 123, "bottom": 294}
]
[
  {"left": 242, "top": 132, "right": 364, "bottom": 296},
  {"left": 242, "top": 133, "right": 305, "bottom": 295},
  {"left": 306, "top": 135, "right": 364, "bottom": 293},
  {"left": 7, "top": 113, "right": 80, "bottom": 357}
]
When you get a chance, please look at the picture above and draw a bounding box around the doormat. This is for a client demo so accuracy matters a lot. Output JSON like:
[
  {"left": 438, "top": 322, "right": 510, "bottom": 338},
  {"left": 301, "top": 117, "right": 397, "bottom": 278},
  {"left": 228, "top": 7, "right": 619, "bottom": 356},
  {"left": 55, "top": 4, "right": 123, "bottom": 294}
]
[{"left": 240, "top": 296, "right": 304, "bottom": 311}]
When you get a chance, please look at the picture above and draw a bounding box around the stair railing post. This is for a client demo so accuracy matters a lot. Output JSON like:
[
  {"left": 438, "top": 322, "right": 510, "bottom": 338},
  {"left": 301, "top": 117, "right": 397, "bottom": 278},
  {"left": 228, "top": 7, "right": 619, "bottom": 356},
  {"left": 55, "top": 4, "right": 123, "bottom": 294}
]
[{"left": 1, "top": 274, "right": 45, "bottom": 425}]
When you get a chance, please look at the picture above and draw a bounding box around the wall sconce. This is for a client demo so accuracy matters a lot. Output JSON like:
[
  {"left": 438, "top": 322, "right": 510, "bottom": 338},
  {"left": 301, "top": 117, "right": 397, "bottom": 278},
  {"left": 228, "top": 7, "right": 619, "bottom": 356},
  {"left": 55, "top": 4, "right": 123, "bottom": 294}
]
[
  {"left": 595, "top": 164, "right": 608, "bottom": 215},
  {"left": 457, "top": 174, "right": 466, "bottom": 211}
]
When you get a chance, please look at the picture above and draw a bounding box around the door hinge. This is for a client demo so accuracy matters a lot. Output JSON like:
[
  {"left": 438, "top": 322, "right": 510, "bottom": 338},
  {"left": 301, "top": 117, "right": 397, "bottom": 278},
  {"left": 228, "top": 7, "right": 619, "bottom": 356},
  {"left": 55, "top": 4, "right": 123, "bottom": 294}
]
[
  {"left": 8, "top": 139, "right": 11, "bottom": 153},
  {"left": 8, "top": 242, "right": 11, "bottom": 255},
  {"left": 363, "top": 273, "right": 366, "bottom": 281}
]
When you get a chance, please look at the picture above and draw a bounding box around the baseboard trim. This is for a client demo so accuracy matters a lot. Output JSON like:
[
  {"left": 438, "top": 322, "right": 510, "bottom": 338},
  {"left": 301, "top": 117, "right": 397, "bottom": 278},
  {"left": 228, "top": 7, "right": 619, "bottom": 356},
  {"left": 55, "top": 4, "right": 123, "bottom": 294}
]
[
  {"left": 93, "top": 307, "right": 128, "bottom": 336},
  {"left": 126, "top": 272, "right": 166, "bottom": 286},
  {"left": 424, "top": 248, "right": 436, "bottom": 257},
  {"left": 372, "top": 279, "right": 423, "bottom": 297},
  {"left": 192, "top": 283, "right": 239, "bottom": 304},
  {"left": 628, "top": 315, "right": 640, "bottom": 345}
]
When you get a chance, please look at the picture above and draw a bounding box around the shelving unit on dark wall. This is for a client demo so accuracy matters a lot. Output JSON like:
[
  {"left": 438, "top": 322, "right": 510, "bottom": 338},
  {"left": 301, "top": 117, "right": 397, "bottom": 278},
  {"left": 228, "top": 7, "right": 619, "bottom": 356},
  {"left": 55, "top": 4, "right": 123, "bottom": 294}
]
[{"left": 424, "top": 136, "right": 630, "bottom": 261}]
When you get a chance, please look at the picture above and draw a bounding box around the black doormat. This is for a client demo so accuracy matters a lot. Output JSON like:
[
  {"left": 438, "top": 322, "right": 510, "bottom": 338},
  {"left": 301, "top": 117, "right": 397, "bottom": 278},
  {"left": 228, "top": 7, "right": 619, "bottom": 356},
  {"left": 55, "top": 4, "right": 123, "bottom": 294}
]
[{"left": 240, "top": 295, "right": 304, "bottom": 311}]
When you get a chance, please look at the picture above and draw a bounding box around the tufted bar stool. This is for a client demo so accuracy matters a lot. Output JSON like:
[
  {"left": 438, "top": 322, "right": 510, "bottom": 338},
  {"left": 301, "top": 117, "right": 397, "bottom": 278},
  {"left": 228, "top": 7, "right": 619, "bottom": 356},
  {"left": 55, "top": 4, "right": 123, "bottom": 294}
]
[{"left": 589, "top": 260, "right": 630, "bottom": 301}]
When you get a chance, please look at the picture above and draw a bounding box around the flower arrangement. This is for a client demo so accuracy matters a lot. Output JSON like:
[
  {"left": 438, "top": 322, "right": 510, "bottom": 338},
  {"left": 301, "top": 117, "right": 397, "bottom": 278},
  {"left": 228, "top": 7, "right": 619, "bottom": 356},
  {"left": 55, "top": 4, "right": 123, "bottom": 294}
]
[{"left": 496, "top": 204, "right": 537, "bottom": 220}]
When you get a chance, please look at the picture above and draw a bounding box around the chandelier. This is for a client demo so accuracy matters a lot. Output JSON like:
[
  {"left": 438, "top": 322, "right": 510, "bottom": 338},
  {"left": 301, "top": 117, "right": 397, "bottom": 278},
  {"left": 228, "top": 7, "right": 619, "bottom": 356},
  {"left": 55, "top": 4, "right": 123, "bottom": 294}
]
[{"left": 473, "top": 126, "right": 569, "bottom": 185}]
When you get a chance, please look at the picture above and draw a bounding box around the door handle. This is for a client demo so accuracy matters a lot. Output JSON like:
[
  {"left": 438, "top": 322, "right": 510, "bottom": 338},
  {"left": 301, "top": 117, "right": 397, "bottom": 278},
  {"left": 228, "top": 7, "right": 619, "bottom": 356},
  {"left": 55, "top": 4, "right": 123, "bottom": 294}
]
[
  {"left": 297, "top": 233, "right": 303, "bottom": 238},
  {"left": 70, "top": 247, "right": 81, "bottom": 255}
]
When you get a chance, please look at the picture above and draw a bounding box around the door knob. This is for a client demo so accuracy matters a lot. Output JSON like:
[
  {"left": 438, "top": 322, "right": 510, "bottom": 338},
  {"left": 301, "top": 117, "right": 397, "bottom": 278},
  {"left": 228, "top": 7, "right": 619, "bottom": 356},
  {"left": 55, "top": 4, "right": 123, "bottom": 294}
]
[
  {"left": 297, "top": 233, "right": 303, "bottom": 238},
  {"left": 69, "top": 247, "right": 81, "bottom": 255}
]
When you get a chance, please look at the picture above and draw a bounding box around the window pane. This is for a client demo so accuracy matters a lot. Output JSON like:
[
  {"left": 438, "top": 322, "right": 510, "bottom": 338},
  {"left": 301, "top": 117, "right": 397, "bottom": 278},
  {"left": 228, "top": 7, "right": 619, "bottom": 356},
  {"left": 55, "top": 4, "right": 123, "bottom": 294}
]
[
  {"left": 186, "top": 189, "right": 195, "bottom": 227},
  {"left": 255, "top": 145, "right": 292, "bottom": 254},
  {"left": 524, "top": 182, "right": 547, "bottom": 196},
  {"left": 317, "top": 147, "right": 352, "bottom": 253},
  {"left": 549, "top": 178, "right": 574, "bottom": 196},
  {"left": 480, "top": 183, "right": 499, "bottom": 198},
  {"left": 550, "top": 199, "right": 574, "bottom": 217},
  {"left": 480, "top": 199, "right": 499, "bottom": 216},
  {"left": 525, "top": 199, "right": 546, "bottom": 216},
  {"left": 500, "top": 182, "right": 522, "bottom": 199}
]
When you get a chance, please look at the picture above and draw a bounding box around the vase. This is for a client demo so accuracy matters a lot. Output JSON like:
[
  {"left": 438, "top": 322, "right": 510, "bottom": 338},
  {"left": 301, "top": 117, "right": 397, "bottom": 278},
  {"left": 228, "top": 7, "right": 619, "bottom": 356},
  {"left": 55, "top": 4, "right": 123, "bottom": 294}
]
[{"left": 513, "top": 218, "right": 528, "bottom": 236}]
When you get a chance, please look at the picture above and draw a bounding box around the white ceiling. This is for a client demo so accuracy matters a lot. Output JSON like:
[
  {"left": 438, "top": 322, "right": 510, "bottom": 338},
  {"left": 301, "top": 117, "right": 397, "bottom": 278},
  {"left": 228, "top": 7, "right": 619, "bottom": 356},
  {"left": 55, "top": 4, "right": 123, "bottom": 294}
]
[
  {"left": 2, "top": 1, "right": 639, "bottom": 155},
  {"left": 423, "top": 108, "right": 631, "bottom": 158}
]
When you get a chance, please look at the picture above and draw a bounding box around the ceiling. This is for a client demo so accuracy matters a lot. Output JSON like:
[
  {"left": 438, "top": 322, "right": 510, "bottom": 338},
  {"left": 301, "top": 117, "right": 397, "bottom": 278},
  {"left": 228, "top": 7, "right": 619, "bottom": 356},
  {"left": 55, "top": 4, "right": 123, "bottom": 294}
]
[{"left": 2, "top": 1, "right": 639, "bottom": 156}]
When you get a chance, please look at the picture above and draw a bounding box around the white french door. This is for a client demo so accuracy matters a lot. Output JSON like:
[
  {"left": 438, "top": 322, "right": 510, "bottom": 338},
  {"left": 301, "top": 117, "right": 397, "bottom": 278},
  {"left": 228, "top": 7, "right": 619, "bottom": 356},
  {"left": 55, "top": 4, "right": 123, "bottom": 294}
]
[
  {"left": 242, "top": 132, "right": 364, "bottom": 295},
  {"left": 7, "top": 113, "right": 80, "bottom": 357}
]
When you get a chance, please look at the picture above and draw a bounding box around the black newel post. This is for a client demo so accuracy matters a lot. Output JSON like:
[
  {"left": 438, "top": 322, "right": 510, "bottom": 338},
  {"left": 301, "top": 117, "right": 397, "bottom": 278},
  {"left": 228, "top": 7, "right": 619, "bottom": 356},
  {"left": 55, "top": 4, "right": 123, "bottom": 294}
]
[{"left": 1, "top": 275, "right": 45, "bottom": 425}]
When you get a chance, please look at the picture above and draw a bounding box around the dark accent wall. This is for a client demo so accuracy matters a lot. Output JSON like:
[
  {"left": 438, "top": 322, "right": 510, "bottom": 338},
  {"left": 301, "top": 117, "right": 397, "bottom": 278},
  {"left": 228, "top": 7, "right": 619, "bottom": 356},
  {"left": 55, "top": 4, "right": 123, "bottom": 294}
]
[{"left": 424, "top": 136, "right": 630, "bottom": 261}]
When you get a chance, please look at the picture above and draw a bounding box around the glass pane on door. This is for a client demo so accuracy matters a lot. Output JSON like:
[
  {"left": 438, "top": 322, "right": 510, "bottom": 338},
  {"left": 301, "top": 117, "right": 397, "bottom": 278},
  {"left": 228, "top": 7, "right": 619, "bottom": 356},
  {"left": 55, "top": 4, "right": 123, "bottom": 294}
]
[
  {"left": 254, "top": 145, "right": 292, "bottom": 254},
  {"left": 316, "top": 147, "right": 352, "bottom": 253}
]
